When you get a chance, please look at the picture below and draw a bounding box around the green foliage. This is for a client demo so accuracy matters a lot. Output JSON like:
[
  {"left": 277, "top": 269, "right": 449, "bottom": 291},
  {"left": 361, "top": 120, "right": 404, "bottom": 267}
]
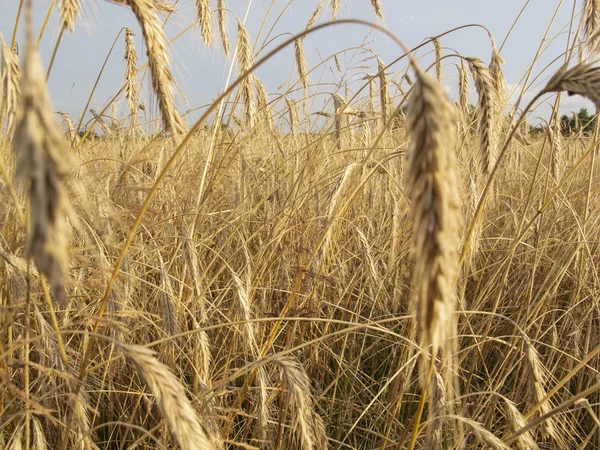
[{"left": 560, "top": 107, "right": 597, "bottom": 136}]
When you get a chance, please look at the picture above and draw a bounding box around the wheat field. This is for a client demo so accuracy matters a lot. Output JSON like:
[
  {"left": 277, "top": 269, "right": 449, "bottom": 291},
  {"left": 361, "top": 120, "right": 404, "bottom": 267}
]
[{"left": 1, "top": 0, "right": 600, "bottom": 449}]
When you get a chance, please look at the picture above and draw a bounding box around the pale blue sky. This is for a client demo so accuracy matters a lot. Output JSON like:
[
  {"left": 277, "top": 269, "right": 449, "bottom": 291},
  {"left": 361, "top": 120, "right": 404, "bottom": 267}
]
[{"left": 0, "top": 0, "right": 593, "bottom": 126}]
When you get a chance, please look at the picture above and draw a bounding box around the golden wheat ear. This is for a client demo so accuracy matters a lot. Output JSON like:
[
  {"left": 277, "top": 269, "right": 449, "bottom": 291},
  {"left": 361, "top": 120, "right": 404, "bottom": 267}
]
[
  {"left": 122, "top": 344, "right": 217, "bottom": 450},
  {"left": 406, "top": 68, "right": 460, "bottom": 357},
  {"left": 542, "top": 62, "right": 600, "bottom": 110},
  {"left": 13, "top": 23, "right": 74, "bottom": 308}
]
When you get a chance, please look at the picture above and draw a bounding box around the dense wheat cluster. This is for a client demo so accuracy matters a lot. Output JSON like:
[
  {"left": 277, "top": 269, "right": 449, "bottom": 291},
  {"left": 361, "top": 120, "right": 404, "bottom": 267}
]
[{"left": 2, "top": 0, "right": 600, "bottom": 449}]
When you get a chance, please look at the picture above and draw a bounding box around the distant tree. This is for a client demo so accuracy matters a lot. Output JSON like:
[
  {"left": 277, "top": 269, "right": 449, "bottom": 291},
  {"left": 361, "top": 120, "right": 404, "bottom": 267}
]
[{"left": 560, "top": 107, "right": 597, "bottom": 136}]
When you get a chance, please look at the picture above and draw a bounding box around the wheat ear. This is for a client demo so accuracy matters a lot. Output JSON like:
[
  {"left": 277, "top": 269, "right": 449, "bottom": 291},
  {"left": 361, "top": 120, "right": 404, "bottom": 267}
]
[
  {"left": 196, "top": 0, "right": 213, "bottom": 46},
  {"left": 432, "top": 37, "right": 443, "bottom": 82},
  {"left": 217, "top": 0, "right": 230, "bottom": 57},
  {"left": 124, "top": 28, "right": 139, "bottom": 134},
  {"left": 14, "top": 25, "right": 73, "bottom": 307},
  {"left": 295, "top": 38, "right": 309, "bottom": 93},
  {"left": 543, "top": 62, "right": 600, "bottom": 110},
  {"left": 128, "top": 0, "right": 185, "bottom": 135},
  {"left": 331, "top": 0, "right": 340, "bottom": 19},
  {"left": 377, "top": 57, "right": 389, "bottom": 125},
  {"left": 1, "top": 34, "right": 22, "bottom": 136},
  {"left": 59, "top": 0, "right": 81, "bottom": 32},
  {"left": 371, "top": 0, "right": 383, "bottom": 18},
  {"left": 273, "top": 356, "right": 328, "bottom": 450},
  {"left": 236, "top": 20, "right": 257, "bottom": 128},
  {"left": 123, "top": 344, "right": 215, "bottom": 450},
  {"left": 584, "top": 0, "right": 600, "bottom": 52},
  {"left": 406, "top": 69, "right": 459, "bottom": 356},
  {"left": 467, "top": 57, "right": 497, "bottom": 177}
]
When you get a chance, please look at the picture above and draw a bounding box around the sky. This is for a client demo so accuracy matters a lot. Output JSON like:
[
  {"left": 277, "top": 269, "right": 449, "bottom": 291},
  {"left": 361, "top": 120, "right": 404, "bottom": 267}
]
[{"left": 0, "top": 0, "right": 594, "bottom": 128}]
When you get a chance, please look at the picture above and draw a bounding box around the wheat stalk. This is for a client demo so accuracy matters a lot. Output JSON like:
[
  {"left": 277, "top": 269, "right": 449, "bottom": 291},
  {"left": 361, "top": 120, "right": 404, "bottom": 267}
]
[
  {"left": 127, "top": 0, "right": 185, "bottom": 135},
  {"left": 123, "top": 344, "right": 215, "bottom": 450},
  {"left": 406, "top": 69, "right": 459, "bottom": 356}
]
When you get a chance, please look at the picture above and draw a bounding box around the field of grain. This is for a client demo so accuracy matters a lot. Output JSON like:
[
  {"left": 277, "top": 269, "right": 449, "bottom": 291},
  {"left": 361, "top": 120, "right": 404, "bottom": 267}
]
[{"left": 1, "top": 0, "right": 600, "bottom": 449}]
